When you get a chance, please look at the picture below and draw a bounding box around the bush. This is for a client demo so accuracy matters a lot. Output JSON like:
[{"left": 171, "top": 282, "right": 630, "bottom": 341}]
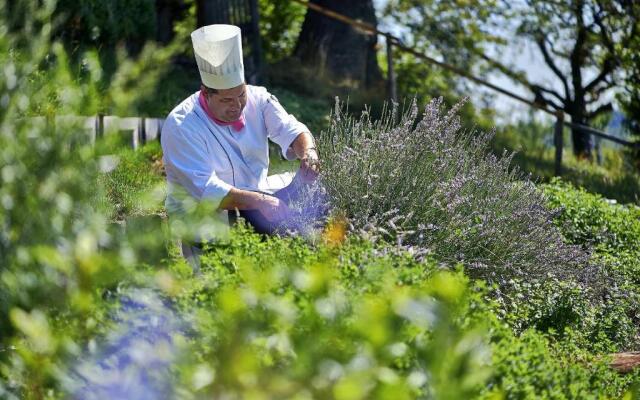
[
  {"left": 540, "top": 179, "right": 640, "bottom": 350},
  {"left": 271, "top": 86, "right": 332, "bottom": 135},
  {"left": 39, "top": 225, "right": 638, "bottom": 399},
  {"left": 164, "top": 226, "right": 493, "bottom": 399},
  {"left": 485, "top": 324, "right": 638, "bottom": 399},
  {"left": 318, "top": 98, "right": 591, "bottom": 287},
  {"left": 478, "top": 179, "right": 640, "bottom": 357},
  {"left": 258, "top": 0, "right": 307, "bottom": 64},
  {"left": 53, "top": 0, "right": 156, "bottom": 53},
  {"left": 543, "top": 178, "right": 640, "bottom": 254},
  {"left": 491, "top": 276, "right": 639, "bottom": 354},
  {"left": 0, "top": 1, "right": 176, "bottom": 396}
]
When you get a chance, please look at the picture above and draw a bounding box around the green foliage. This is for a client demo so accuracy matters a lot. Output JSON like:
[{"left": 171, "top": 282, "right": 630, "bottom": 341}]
[
  {"left": 167, "top": 227, "right": 493, "bottom": 399},
  {"left": 542, "top": 181, "right": 640, "bottom": 333},
  {"left": 258, "top": 0, "right": 307, "bottom": 64},
  {"left": 381, "top": 0, "right": 501, "bottom": 129},
  {"left": 485, "top": 325, "right": 637, "bottom": 399},
  {"left": 543, "top": 179, "right": 640, "bottom": 253},
  {"left": 271, "top": 86, "right": 332, "bottom": 135},
  {"left": 1, "top": 0, "right": 106, "bottom": 333},
  {"left": 476, "top": 180, "right": 640, "bottom": 359},
  {"left": 0, "top": 1, "right": 177, "bottom": 396},
  {"left": 383, "top": 52, "right": 494, "bottom": 130},
  {"left": 383, "top": 0, "right": 502, "bottom": 69},
  {"left": 616, "top": 4, "right": 640, "bottom": 168},
  {"left": 485, "top": 177, "right": 640, "bottom": 395},
  {"left": 53, "top": 0, "right": 156, "bottom": 52},
  {"left": 504, "top": 179, "right": 640, "bottom": 352},
  {"left": 492, "top": 275, "right": 639, "bottom": 354}
]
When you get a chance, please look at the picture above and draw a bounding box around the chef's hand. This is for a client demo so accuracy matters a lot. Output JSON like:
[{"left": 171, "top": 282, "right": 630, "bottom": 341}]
[
  {"left": 257, "top": 194, "right": 291, "bottom": 223},
  {"left": 300, "top": 148, "right": 320, "bottom": 183}
]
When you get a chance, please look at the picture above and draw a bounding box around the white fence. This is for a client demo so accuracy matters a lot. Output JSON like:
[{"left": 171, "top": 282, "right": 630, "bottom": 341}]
[{"left": 39, "top": 115, "right": 165, "bottom": 149}]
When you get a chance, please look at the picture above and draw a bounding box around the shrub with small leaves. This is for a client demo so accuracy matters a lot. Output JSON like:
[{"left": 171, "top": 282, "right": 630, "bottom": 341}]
[{"left": 318, "top": 98, "right": 592, "bottom": 288}]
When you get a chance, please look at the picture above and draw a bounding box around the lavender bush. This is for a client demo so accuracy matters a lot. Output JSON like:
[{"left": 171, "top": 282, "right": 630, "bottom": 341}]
[{"left": 318, "top": 98, "right": 594, "bottom": 285}]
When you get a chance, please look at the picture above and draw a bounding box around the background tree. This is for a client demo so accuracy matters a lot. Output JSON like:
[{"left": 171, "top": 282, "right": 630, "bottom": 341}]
[
  {"left": 52, "top": 0, "right": 157, "bottom": 56},
  {"left": 383, "top": 0, "right": 502, "bottom": 74},
  {"left": 156, "top": 0, "right": 189, "bottom": 45},
  {"left": 385, "top": 0, "right": 638, "bottom": 160},
  {"left": 293, "top": 0, "right": 383, "bottom": 90},
  {"left": 616, "top": 2, "right": 640, "bottom": 167},
  {"left": 480, "top": 0, "right": 637, "bottom": 159},
  {"left": 258, "top": 0, "right": 307, "bottom": 64},
  {"left": 382, "top": 0, "right": 501, "bottom": 127}
]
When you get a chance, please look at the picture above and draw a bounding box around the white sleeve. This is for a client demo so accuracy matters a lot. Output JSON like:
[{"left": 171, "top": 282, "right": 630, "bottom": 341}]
[
  {"left": 262, "top": 93, "right": 310, "bottom": 160},
  {"left": 161, "top": 122, "right": 233, "bottom": 209}
]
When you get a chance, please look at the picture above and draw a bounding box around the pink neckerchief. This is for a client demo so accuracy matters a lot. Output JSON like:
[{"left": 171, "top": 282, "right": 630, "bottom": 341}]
[{"left": 198, "top": 90, "right": 245, "bottom": 132}]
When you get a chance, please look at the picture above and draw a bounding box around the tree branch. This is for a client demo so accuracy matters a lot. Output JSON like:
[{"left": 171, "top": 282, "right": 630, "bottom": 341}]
[
  {"left": 582, "top": 6, "right": 619, "bottom": 94},
  {"left": 586, "top": 102, "right": 613, "bottom": 120},
  {"left": 585, "top": 80, "right": 615, "bottom": 104},
  {"left": 535, "top": 35, "right": 570, "bottom": 98},
  {"left": 532, "top": 84, "right": 565, "bottom": 105},
  {"left": 474, "top": 49, "right": 568, "bottom": 110},
  {"left": 532, "top": 88, "right": 563, "bottom": 111},
  {"left": 475, "top": 50, "right": 535, "bottom": 89},
  {"left": 584, "top": 57, "right": 616, "bottom": 93}
]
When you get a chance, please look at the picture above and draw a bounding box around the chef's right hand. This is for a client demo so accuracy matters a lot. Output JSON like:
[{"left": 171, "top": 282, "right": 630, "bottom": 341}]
[{"left": 257, "top": 194, "right": 291, "bottom": 223}]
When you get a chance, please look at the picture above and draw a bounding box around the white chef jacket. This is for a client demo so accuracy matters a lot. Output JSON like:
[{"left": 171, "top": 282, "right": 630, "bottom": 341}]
[{"left": 161, "top": 85, "right": 309, "bottom": 227}]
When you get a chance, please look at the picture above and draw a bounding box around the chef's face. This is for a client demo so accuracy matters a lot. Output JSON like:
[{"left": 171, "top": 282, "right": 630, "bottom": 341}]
[{"left": 203, "top": 83, "right": 247, "bottom": 122}]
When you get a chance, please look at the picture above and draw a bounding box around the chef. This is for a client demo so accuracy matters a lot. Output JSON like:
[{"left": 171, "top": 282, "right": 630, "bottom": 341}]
[{"left": 161, "top": 24, "right": 320, "bottom": 264}]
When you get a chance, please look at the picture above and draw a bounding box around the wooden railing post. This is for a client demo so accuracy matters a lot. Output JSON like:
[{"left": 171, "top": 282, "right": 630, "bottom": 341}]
[
  {"left": 139, "top": 117, "right": 147, "bottom": 146},
  {"left": 96, "top": 113, "right": 104, "bottom": 138},
  {"left": 554, "top": 111, "right": 564, "bottom": 177},
  {"left": 386, "top": 35, "right": 397, "bottom": 103}
]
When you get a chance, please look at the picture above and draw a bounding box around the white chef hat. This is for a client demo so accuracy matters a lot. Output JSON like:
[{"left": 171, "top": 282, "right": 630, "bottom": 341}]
[{"left": 191, "top": 24, "right": 245, "bottom": 90}]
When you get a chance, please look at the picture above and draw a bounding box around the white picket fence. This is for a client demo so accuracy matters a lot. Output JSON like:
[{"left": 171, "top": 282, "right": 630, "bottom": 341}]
[{"left": 39, "top": 115, "right": 165, "bottom": 149}]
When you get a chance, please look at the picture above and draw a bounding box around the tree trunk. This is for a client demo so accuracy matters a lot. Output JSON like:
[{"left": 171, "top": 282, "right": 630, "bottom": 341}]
[
  {"left": 568, "top": 109, "right": 594, "bottom": 160},
  {"left": 570, "top": 123, "right": 593, "bottom": 160},
  {"left": 566, "top": 100, "right": 593, "bottom": 160},
  {"left": 293, "top": 0, "right": 383, "bottom": 90},
  {"left": 156, "top": 0, "right": 186, "bottom": 45},
  {"left": 567, "top": 2, "right": 594, "bottom": 160}
]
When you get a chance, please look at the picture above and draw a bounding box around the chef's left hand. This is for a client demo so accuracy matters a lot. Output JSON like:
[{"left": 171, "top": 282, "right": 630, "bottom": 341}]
[{"left": 300, "top": 148, "right": 320, "bottom": 183}]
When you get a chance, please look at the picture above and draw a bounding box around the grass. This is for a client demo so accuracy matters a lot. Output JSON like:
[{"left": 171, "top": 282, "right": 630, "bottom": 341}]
[
  {"left": 492, "top": 121, "right": 640, "bottom": 205},
  {"left": 98, "top": 139, "right": 166, "bottom": 221}
]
